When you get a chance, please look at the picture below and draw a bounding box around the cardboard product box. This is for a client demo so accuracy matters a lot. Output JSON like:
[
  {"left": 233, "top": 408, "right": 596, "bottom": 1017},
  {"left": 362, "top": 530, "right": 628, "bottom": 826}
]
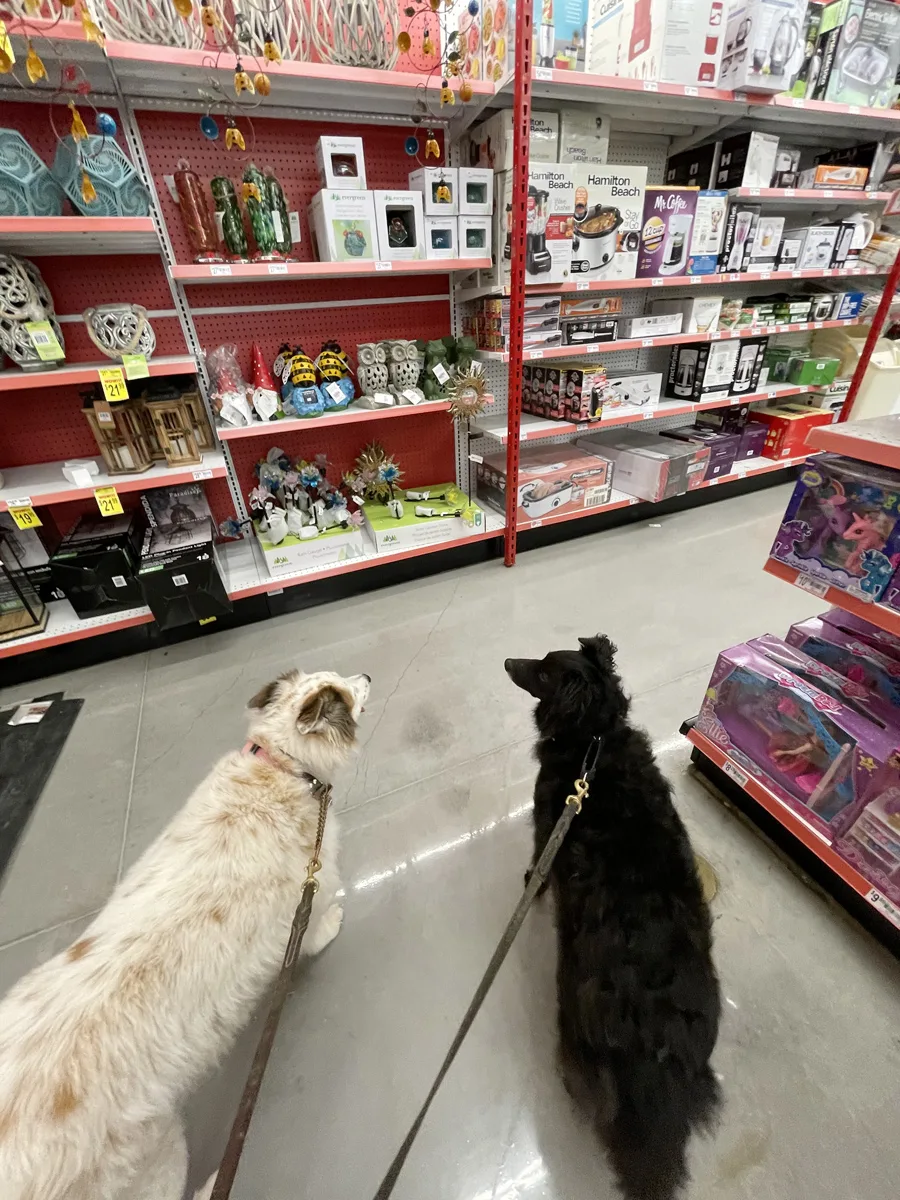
[
  {"left": 604, "top": 370, "right": 663, "bottom": 413},
  {"left": 142, "top": 482, "right": 212, "bottom": 529},
  {"left": 772, "top": 145, "right": 802, "bottom": 187},
  {"left": 464, "top": 110, "right": 559, "bottom": 171},
  {"left": 308, "top": 189, "right": 378, "bottom": 263},
  {"left": 636, "top": 186, "right": 699, "bottom": 278},
  {"left": 256, "top": 519, "right": 368, "bottom": 576},
  {"left": 665, "top": 339, "right": 741, "bottom": 400},
  {"left": 730, "top": 334, "right": 769, "bottom": 395},
  {"left": 797, "top": 224, "right": 841, "bottom": 269},
  {"left": 750, "top": 403, "right": 835, "bottom": 458},
  {"left": 560, "top": 316, "right": 619, "bottom": 344},
  {"left": 458, "top": 167, "right": 494, "bottom": 215},
  {"left": 570, "top": 163, "right": 648, "bottom": 281},
  {"left": 661, "top": 426, "right": 742, "bottom": 479},
  {"left": 717, "top": 296, "right": 746, "bottom": 328},
  {"left": 787, "top": 354, "right": 842, "bottom": 385},
  {"left": 807, "top": 290, "right": 841, "bottom": 321},
  {"left": 524, "top": 328, "right": 564, "bottom": 350},
  {"left": 363, "top": 485, "right": 484, "bottom": 554},
  {"left": 529, "top": 163, "right": 575, "bottom": 284},
  {"left": 798, "top": 164, "right": 870, "bottom": 190},
  {"left": 746, "top": 215, "right": 785, "bottom": 268},
  {"left": 739, "top": 296, "right": 777, "bottom": 325},
  {"left": 373, "top": 190, "right": 426, "bottom": 261},
  {"left": 585, "top": 0, "right": 625, "bottom": 75},
  {"left": 618, "top": 0, "right": 668, "bottom": 79},
  {"left": 822, "top": 287, "right": 865, "bottom": 319},
  {"left": 561, "top": 362, "right": 611, "bottom": 420},
  {"left": 559, "top": 295, "right": 622, "bottom": 319},
  {"left": 408, "top": 167, "right": 458, "bottom": 216},
  {"left": 786, "top": 0, "right": 824, "bottom": 95},
  {"left": 138, "top": 518, "right": 231, "bottom": 631},
  {"left": 0, "top": 511, "right": 63, "bottom": 603},
  {"left": 523, "top": 363, "right": 568, "bottom": 420},
  {"left": 49, "top": 512, "right": 144, "bottom": 618},
  {"left": 533, "top": 0, "right": 589, "bottom": 70},
  {"left": 316, "top": 136, "right": 366, "bottom": 190},
  {"left": 618, "top": 312, "right": 683, "bottom": 339},
  {"left": 649, "top": 294, "right": 724, "bottom": 333},
  {"left": 737, "top": 421, "right": 770, "bottom": 457},
  {"left": 478, "top": 444, "right": 613, "bottom": 525},
  {"left": 660, "top": 0, "right": 728, "bottom": 85},
  {"left": 577, "top": 429, "right": 710, "bottom": 501},
  {"left": 815, "top": 140, "right": 892, "bottom": 181},
  {"left": 458, "top": 215, "right": 492, "bottom": 258},
  {"left": 688, "top": 190, "right": 729, "bottom": 274},
  {"left": 831, "top": 219, "right": 856, "bottom": 267},
  {"left": 558, "top": 110, "right": 610, "bottom": 165},
  {"left": 776, "top": 226, "right": 806, "bottom": 268},
  {"left": 719, "top": 203, "right": 760, "bottom": 272},
  {"left": 482, "top": 0, "right": 513, "bottom": 82},
  {"left": 424, "top": 215, "right": 458, "bottom": 259},
  {"left": 713, "top": 131, "right": 779, "bottom": 188},
  {"left": 665, "top": 143, "right": 719, "bottom": 188},
  {"left": 809, "top": 0, "right": 900, "bottom": 109},
  {"left": 718, "top": 0, "right": 810, "bottom": 93},
  {"left": 695, "top": 400, "right": 753, "bottom": 433}
]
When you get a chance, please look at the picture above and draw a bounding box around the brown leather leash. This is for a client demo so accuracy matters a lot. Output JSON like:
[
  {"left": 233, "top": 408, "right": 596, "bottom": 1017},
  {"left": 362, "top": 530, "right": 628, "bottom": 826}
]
[{"left": 209, "top": 771, "right": 332, "bottom": 1200}]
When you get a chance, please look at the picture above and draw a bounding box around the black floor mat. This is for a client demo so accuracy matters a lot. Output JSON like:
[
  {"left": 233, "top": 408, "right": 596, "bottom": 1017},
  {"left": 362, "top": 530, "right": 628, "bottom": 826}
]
[{"left": 0, "top": 692, "right": 83, "bottom": 884}]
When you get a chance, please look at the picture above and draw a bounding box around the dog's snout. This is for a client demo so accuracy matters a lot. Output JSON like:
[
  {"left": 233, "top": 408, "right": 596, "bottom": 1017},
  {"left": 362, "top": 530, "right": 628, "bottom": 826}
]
[{"left": 362, "top": 673, "right": 371, "bottom": 684}]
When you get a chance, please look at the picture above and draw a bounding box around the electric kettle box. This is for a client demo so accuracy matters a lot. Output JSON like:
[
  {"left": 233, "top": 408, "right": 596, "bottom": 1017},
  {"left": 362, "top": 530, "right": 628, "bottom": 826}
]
[
  {"left": 477, "top": 445, "right": 613, "bottom": 526},
  {"left": 664, "top": 339, "right": 742, "bottom": 400},
  {"left": 809, "top": 0, "right": 900, "bottom": 109},
  {"left": 687, "top": 190, "right": 728, "bottom": 274},
  {"left": 570, "top": 163, "right": 648, "bottom": 280},
  {"left": 558, "top": 111, "right": 610, "bottom": 165},
  {"left": 714, "top": 131, "right": 780, "bottom": 188},
  {"left": 408, "top": 167, "right": 459, "bottom": 216},
  {"left": 308, "top": 189, "right": 378, "bottom": 263},
  {"left": 532, "top": 0, "right": 589, "bottom": 71},
  {"left": 636, "top": 186, "right": 699, "bottom": 278},
  {"left": 373, "top": 191, "right": 426, "bottom": 261},
  {"left": 717, "top": 0, "right": 810, "bottom": 93}
]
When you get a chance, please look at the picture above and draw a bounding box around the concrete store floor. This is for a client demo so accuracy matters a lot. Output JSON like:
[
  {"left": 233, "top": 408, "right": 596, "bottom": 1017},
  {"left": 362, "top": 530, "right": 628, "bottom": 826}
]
[{"left": 2, "top": 484, "right": 900, "bottom": 1200}]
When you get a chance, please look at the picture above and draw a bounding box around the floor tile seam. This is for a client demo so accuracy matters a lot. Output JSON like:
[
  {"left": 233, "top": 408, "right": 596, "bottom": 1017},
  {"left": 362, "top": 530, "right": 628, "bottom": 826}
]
[
  {"left": 0, "top": 907, "right": 102, "bottom": 953},
  {"left": 116, "top": 653, "right": 150, "bottom": 885},
  {"left": 629, "top": 659, "right": 716, "bottom": 703}
]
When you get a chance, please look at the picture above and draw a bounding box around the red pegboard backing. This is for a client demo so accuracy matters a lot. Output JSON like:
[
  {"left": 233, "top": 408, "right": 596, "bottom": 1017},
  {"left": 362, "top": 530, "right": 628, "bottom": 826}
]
[{"left": 134, "top": 110, "right": 445, "bottom": 266}]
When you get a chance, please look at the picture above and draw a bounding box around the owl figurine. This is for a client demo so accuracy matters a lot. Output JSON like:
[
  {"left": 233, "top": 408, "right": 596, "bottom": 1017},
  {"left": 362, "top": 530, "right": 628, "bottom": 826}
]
[
  {"left": 355, "top": 341, "right": 392, "bottom": 408},
  {"left": 382, "top": 339, "right": 424, "bottom": 403}
]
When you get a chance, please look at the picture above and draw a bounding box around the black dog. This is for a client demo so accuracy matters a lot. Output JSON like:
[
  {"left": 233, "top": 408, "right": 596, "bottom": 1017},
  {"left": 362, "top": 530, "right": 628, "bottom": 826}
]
[{"left": 506, "top": 636, "right": 721, "bottom": 1200}]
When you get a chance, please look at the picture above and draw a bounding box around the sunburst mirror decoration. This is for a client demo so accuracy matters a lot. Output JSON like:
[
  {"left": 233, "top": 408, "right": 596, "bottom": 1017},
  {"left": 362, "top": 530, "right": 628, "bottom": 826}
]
[{"left": 446, "top": 362, "right": 488, "bottom": 421}]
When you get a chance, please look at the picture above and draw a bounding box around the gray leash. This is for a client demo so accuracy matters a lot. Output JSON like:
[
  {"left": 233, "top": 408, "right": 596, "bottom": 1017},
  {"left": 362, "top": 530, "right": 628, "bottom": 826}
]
[{"left": 371, "top": 735, "right": 603, "bottom": 1200}]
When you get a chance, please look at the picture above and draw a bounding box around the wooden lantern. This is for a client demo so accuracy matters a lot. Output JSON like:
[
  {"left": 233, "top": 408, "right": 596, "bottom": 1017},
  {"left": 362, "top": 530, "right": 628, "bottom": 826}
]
[
  {"left": 181, "top": 387, "right": 216, "bottom": 452},
  {"left": 83, "top": 396, "right": 154, "bottom": 475},
  {"left": 144, "top": 395, "right": 201, "bottom": 468}
]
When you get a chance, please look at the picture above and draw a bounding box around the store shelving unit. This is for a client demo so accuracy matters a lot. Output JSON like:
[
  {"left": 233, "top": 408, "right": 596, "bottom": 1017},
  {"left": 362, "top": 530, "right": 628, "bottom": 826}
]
[
  {"left": 0, "top": 355, "right": 196, "bottom": 393},
  {"left": 0, "top": 216, "right": 159, "bottom": 255},
  {"left": 169, "top": 259, "right": 491, "bottom": 283}
]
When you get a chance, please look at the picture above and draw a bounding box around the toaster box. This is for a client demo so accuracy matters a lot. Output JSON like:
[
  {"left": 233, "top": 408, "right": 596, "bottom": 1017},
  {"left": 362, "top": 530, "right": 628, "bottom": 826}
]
[
  {"left": 570, "top": 162, "right": 648, "bottom": 280},
  {"left": 809, "top": 0, "right": 900, "bottom": 110},
  {"left": 478, "top": 444, "right": 613, "bottom": 525},
  {"left": 665, "top": 339, "right": 741, "bottom": 401},
  {"left": 636, "top": 186, "right": 699, "bottom": 278},
  {"left": 577, "top": 430, "right": 710, "bottom": 502}
]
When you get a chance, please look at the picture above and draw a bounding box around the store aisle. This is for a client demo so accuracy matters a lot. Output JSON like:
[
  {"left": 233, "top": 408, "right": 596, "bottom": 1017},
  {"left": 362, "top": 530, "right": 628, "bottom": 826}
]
[{"left": 2, "top": 484, "right": 900, "bottom": 1200}]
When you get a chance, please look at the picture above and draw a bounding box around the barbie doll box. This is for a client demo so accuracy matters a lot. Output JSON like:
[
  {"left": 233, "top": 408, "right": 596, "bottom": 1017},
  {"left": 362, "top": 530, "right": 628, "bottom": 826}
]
[
  {"left": 698, "top": 632, "right": 900, "bottom": 838},
  {"left": 786, "top": 615, "right": 900, "bottom": 711}
]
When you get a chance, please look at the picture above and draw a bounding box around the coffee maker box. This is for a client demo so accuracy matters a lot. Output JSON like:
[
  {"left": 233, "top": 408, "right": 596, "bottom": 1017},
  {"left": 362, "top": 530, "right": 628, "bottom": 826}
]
[
  {"left": 665, "top": 339, "right": 741, "bottom": 400},
  {"left": 810, "top": 0, "right": 900, "bottom": 110},
  {"left": 495, "top": 164, "right": 575, "bottom": 285},
  {"left": 533, "top": 0, "right": 589, "bottom": 71},
  {"left": 688, "top": 190, "right": 729, "bottom": 274},
  {"left": 730, "top": 334, "right": 769, "bottom": 395},
  {"left": 570, "top": 162, "right": 648, "bottom": 280},
  {"left": 585, "top": 0, "right": 625, "bottom": 76},
  {"left": 636, "top": 186, "right": 699, "bottom": 278},
  {"left": 718, "top": 0, "right": 810, "bottom": 93}
]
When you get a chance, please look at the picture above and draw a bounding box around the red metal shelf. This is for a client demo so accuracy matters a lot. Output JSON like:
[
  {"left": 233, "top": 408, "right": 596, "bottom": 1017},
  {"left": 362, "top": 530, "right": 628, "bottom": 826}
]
[
  {"left": 808, "top": 415, "right": 900, "bottom": 470},
  {"left": 0, "top": 453, "right": 226, "bottom": 511},
  {"left": 172, "top": 259, "right": 489, "bottom": 284},
  {"left": 0, "top": 355, "right": 196, "bottom": 393},
  {"left": 216, "top": 398, "right": 469, "bottom": 442},
  {"left": 0, "top": 217, "right": 159, "bottom": 256},
  {"left": 0, "top": 603, "right": 154, "bottom": 661},
  {"left": 727, "top": 188, "right": 888, "bottom": 203},
  {"left": 763, "top": 557, "right": 900, "bottom": 636}
]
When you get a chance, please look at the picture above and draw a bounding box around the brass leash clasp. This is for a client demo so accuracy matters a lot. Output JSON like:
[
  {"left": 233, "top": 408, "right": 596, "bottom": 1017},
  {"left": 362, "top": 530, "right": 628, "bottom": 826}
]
[
  {"left": 305, "top": 857, "right": 322, "bottom": 892},
  {"left": 565, "top": 777, "right": 589, "bottom": 814}
]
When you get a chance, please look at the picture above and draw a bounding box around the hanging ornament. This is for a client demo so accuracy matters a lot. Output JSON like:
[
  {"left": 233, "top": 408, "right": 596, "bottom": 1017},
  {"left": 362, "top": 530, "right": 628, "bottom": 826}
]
[
  {"left": 81, "top": 171, "right": 97, "bottom": 205},
  {"left": 459, "top": 79, "right": 474, "bottom": 102},
  {"left": 59, "top": 0, "right": 76, "bottom": 7},
  {"left": 404, "top": 136, "right": 419, "bottom": 156},
  {"left": 234, "top": 12, "right": 252, "bottom": 44},
  {"left": 241, "top": 180, "right": 262, "bottom": 203},
  {"left": 429, "top": 0, "right": 441, "bottom": 8},
  {"left": 63, "top": 63, "right": 78, "bottom": 83},
  {"left": 440, "top": 79, "right": 455, "bottom": 106},
  {"left": 425, "top": 131, "right": 440, "bottom": 159},
  {"left": 95, "top": 111, "right": 117, "bottom": 137},
  {"left": 0, "top": 47, "right": 12, "bottom": 76},
  {"left": 69, "top": 102, "right": 88, "bottom": 143},
  {"left": 263, "top": 34, "right": 282, "bottom": 63},
  {"left": 422, "top": 29, "right": 434, "bottom": 55},
  {"left": 448, "top": 59, "right": 459, "bottom": 76},
  {"left": 173, "top": 0, "right": 193, "bottom": 16},
  {"left": 200, "top": 0, "right": 221, "bottom": 29},
  {"left": 445, "top": 365, "right": 488, "bottom": 421},
  {"left": 468, "top": 0, "right": 479, "bottom": 13},
  {"left": 397, "top": 31, "right": 411, "bottom": 53},
  {"left": 225, "top": 121, "right": 245, "bottom": 151},
  {"left": 81, "top": 8, "right": 106, "bottom": 47},
  {"left": 76, "top": 79, "right": 92, "bottom": 94},
  {"left": 25, "top": 41, "right": 46, "bottom": 83},
  {"left": 234, "top": 61, "right": 254, "bottom": 96},
  {"left": 254, "top": 72, "right": 271, "bottom": 96},
  {"left": 200, "top": 114, "right": 219, "bottom": 140}
]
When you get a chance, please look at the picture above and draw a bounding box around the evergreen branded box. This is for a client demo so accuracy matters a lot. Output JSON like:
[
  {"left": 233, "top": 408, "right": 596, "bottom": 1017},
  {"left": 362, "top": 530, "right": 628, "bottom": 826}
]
[
  {"left": 363, "top": 486, "right": 484, "bottom": 553},
  {"left": 308, "top": 189, "right": 378, "bottom": 263}
]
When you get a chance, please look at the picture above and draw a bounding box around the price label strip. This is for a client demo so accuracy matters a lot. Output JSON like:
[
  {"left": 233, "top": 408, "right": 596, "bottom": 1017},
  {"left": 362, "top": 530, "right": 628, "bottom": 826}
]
[
  {"left": 98, "top": 367, "right": 129, "bottom": 403},
  {"left": 9, "top": 505, "right": 41, "bottom": 531},
  {"left": 95, "top": 485, "right": 124, "bottom": 517}
]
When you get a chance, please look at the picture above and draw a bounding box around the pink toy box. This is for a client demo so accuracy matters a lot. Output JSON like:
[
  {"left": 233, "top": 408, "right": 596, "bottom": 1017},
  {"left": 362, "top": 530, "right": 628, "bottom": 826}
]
[
  {"left": 698, "top": 634, "right": 900, "bottom": 839},
  {"left": 476, "top": 444, "right": 613, "bottom": 524},
  {"left": 820, "top": 608, "right": 900, "bottom": 664},
  {"left": 837, "top": 787, "right": 900, "bottom": 906},
  {"left": 769, "top": 454, "right": 900, "bottom": 601},
  {"left": 787, "top": 616, "right": 900, "bottom": 711}
]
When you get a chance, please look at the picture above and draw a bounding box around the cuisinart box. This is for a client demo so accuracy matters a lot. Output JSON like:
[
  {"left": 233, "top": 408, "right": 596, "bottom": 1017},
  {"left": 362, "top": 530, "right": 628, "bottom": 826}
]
[
  {"left": 570, "top": 163, "right": 647, "bottom": 280},
  {"left": 495, "top": 163, "right": 575, "bottom": 285},
  {"left": 586, "top": 0, "right": 625, "bottom": 76}
]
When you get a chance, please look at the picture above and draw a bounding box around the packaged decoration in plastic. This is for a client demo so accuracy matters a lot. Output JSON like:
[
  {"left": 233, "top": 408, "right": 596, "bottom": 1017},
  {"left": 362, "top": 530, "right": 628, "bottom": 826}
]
[
  {"left": 174, "top": 162, "right": 221, "bottom": 263},
  {"left": 206, "top": 344, "right": 252, "bottom": 426},
  {"left": 282, "top": 346, "right": 325, "bottom": 417},
  {"left": 266, "top": 169, "right": 294, "bottom": 257},
  {"left": 242, "top": 163, "right": 279, "bottom": 261},
  {"left": 786, "top": 615, "right": 900, "bottom": 710},
  {"left": 211, "top": 176, "right": 249, "bottom": 261}
]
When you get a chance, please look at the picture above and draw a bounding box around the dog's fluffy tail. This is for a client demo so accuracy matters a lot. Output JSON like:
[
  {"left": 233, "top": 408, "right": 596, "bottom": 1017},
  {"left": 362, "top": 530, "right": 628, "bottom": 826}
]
[{"left": 601, "top": 1056, "right": 721, "bottom": 1200}]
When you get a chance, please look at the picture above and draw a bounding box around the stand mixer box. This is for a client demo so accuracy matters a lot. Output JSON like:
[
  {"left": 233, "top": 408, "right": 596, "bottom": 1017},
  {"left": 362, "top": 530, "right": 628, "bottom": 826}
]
[
  {"left": 636, "top": 186, "right": 699, "bottom": 278},
  {"left": 718, "top": 0, "right": 810, "bottom": 93},
  {"left": 809, "top": 0, "right": 900, "bottom": 110},
  {"left": 570, "top": 163, "right": 648, "bottom": 280}
]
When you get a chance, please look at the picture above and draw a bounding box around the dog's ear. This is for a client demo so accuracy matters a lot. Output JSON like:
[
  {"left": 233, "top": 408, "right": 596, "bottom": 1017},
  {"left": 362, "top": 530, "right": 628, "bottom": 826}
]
[
  {"left": 578, "top": 635, "right": 617, "bottom": 671},
  {"left": 248, "top": 669, "right": 299, "bottom": 710},
  {"left": 297, "top": 685, "right": 356, "bottom": 741}
]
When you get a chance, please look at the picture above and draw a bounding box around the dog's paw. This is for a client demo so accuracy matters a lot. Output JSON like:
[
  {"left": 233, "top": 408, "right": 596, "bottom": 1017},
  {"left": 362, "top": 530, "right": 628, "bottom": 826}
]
[{"left": 307, "top": 903, "right": 343, "bottom": 955}]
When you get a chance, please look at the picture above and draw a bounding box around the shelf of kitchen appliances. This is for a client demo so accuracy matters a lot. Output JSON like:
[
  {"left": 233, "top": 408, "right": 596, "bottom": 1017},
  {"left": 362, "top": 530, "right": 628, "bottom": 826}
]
[
  {"left": 457, "top": 265, "right": 884, "bottom": 302},
  {"left": 727, "top": 188, "right": 889, "bottom": 204},
  {"left": 764, "top": 556, "right": 900, "bottom": 637},
  {"left": 0, "top": 452, "right": 227, "bottom": 512},
  {"left": 171, "top": 258, "right": 491, "bottom": 284},
  {"left": 473, "top": 318, "right": 861, "bottom": 363},
  {"left": 0, "top": 217, "right": 160, "bottom": 256},
  {"left": 216, "top": 397, "right": 486, "bottom": 440},
  {"left": 472, "top": 386, "right": 811, "bottom": 444},
  {"left": 221, "top": 510, "right": 506, "bottom": 600},
  {"left": 807, "top": 414, "right": 900, "bottom": 470},
  {"left": 0, "top": 599, "right": 155, "bottom": 661},
  {"left": 0, "top": 355, "right": 197, "bottom": 393},
  {"left": 683, "top": 724, "right": 899, "bottom": 928}
]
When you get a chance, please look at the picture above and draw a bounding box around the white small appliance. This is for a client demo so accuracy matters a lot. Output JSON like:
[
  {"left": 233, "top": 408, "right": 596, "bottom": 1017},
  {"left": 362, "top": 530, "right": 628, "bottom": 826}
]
[{"left": 660, "top": 211, "right": 695, "bottom": 275}]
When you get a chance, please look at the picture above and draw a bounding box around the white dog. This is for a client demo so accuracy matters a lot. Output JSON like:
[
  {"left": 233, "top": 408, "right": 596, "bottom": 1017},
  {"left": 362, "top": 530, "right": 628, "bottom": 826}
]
[{"left": 0, "top": 667, "right": 370, "bottom": 1200}]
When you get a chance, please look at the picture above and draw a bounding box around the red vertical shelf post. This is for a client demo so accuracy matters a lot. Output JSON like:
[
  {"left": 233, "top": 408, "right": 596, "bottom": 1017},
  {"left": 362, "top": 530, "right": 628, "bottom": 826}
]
[{"left": 503, "top": 3, "right": 535, "bottom": 566}]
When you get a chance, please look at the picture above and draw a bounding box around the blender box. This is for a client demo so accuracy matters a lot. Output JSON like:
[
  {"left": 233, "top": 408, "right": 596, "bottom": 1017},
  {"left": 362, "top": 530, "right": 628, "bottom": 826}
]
[
  {"left": 586, "top": 0, "right": 625, "bottom": 75},
  {"left": 373, "top": 191, "right": 426, "bottom": 261},
  {"left": 424, "top": 215, "right": 458, "bottom": 259},
  {"left": 746, "top": 215, "right": 785, "bottom": 267},
  {"left": 308, "top": 189, "right": 378, "bottom": 263},
  {"left": 495, "top": 164, "right": 574, "bottom": 285},
  {"left": 688, "top": 190, "right": 729, "bottom": 274},
  {"left": 577, "top": 429, "right": 710, "bottom": 501},
  {"left": 636, "top": 186, "right": 699, "bottom": 279},
  {"left": 649, "top": 294, "right": 724, "bottom": 333},
  {"left": 717, "top": 0, "right": 810, "bottom": 93},
  {"left": 660, "top": 0, "right": 728, "bottom": 84},
  {"left": 558, "top": 111, "right": 610, "bottom": 165},
  {"left": 809, "top": 0, "right": 900, "bottom": 110},
  {"left": 363, "top": 486, "right": 484, "bottom": 554},
  {"left": 464, "top": 109, "right": 559, "bottom": 171},
  {"left": 533, "top": 0, "right": 589, "bottom": 71},
  {"left": 719, "top": 203, "right": 760, "bottom": 272},
  {"left": 315, "top": 136, "right": 367, "bottom": 190},
  {"left": 730, "top": 334, "right": 769, "bottom": 395},
  {"left": 408, "top": 166, "right": 458, "bottom": 216},
  {"left": 665, "top": 339, "right": 742, "bottom": 400},
  {"left": 713, "top": 131, "right": 780, "bottom": 188},
  {"left": 570, "top": 163, "right": 648, "bottom": 280},
  {"left": 477, "top": 444, "right": 613, "bottom": 525}
]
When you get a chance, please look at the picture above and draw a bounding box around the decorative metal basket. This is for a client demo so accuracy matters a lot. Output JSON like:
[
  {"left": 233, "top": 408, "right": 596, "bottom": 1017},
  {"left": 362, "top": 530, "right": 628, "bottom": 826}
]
[
  {"left": 0, "top": 254, "right": 65, "bottom": 371},
  {"left": 52, "top": 135, "right": 150, "bottom": 218},
  {"left": 0, "top": 129, "right": 64, "bottom": 217},
  {"left": 83, "top": 303, "right": 156, "bottom": 360}
]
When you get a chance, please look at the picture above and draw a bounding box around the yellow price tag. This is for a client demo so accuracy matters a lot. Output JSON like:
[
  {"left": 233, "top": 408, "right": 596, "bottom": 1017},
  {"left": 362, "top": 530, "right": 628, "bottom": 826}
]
[
  {"left": 199, "top": 616, "right": 217, "bottom": 626},
  {"left": 95, "top": 485, "right": 124, "bottom": 517},
  {"left": 25, "top": 321, "right": 65, "bottom": 362},
  {"left": 98, "top": 367, "right": 128, "bottom": 403},
  {"left": 122, "top": 353, "right": 149, "bottom": 380},
  {"left": 0, "top": 21, "right": 15, "bottom": 69},
  {"left": 9, "top": 506, "right": 41, "bottom": 531}
]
